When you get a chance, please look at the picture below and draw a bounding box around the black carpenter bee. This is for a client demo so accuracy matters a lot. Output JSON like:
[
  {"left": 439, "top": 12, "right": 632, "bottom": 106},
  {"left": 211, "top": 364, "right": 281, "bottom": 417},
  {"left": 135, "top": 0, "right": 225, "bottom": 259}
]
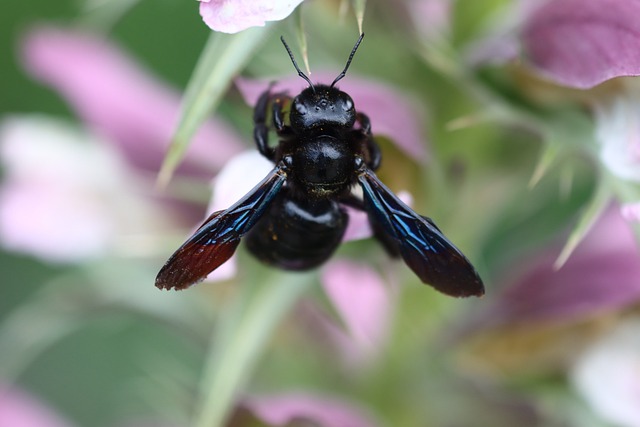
[{"left": 155, "top": 33, "right": 484, "bottom": 297}]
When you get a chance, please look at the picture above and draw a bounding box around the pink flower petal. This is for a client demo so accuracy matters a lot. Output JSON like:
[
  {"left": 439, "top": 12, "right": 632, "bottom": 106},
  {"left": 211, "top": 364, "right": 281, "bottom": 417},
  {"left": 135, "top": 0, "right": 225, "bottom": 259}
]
[
  {"left": 463, "top": 0, "right": 548, "bottom": 67},
  {"left": 200, "top": 0, "right": 304, "bottom": 33},
  {"left": 407, "top": 0, "right": 452, "bottom": 42},
  {"left": 521, "top": 0, "right": 640, "bottom": 88},
  {"left": 236, "top": 74, "right": 428, "bottom": 162},
  {"left": 320, "top": 260, "right": 393, "bottom": 362},
  {"left": 0, "top": 180, "right": 112, "bottom": 262},
  {"left": 472, "top": 207, "right": 640, "bottom": 328},
  {"left": 0, "top": 385, "right": 75, "bottom": 427},
  {"left": 342, "top": 206, "right": 372, "bottom": 242},
  {"left": 0, "top": 116, "right": 119, "bottom": 262},
  {"left": 21, "top": 26, "right": 243, "bottom": 177},
  {"left": 242, "top": 392, "right": 380, "bottom": 427},
  {"left": 465, "top": 35, "right": 521, "bottom": 68},
  {"left": 621, "top": 202, "right": 640, "bottom": 223}
]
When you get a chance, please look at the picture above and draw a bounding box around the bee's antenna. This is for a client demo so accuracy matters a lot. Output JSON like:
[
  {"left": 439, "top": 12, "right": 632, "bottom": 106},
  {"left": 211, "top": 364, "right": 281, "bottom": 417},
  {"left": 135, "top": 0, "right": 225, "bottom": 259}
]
[
  {"left": 280, "top": 36, "right": 315, "bottom": 92},
  {"left": 331, "top": 33, "right": 364, "bottom": 88}
]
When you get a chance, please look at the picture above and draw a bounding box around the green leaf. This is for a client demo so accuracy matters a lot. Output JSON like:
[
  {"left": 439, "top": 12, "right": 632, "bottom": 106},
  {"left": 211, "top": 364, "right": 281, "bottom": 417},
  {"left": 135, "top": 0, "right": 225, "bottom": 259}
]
[
  {"left": 79, "top": 0, "right": 141, "bottom": 31},
  {"left": 157, "top": 27, "right": 269, "bottom": 188},
  {"left": 554, "top": 178, "right": 611, "bottom": 269},
  {"left": 0, "top": 263, "right": 207, "bottom": 381},
  {"left": 294, "top": 7, "right": 311, "bottom": 75},
  {"left": 350, "top": 0, "right": 366, "bottom": 33},
  {"left": 528, "top": 143, "right": 559, "bottom": 189},
  {"left": 0, "top": 283, "right": 81, "bottom": 381}
]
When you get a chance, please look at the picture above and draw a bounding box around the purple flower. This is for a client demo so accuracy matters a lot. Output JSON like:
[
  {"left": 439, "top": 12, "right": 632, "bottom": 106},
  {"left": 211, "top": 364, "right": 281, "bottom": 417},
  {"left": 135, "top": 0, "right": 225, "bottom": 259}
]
[
  {"left": 406, "top": 0, "right": 452, "bottom": 43},
  {"left": 469, "top": 206, "right": 640, "bottom": 329},
  {"left": 199, "top": 0, "right": 305, "bottom": 33},
  {"left": 0, "top": 384, "right": 75, "bottom": 427},
  {"left": 317, "top": 260, "right": 395, "bottom": 365},
  {"left": 466, "top": 0, "right": 640, "bottom": 88},
  {"left": 521, "top": 0, "right": 640, "bottom": 89},
  {"left": 235, "top": 392, "right": 380, "bottom": 427},
  {"left": 0, "top": 27, "right": 246, "bottom": 262},
  {"left": 21, "top": 26, "right": 243, "bottom": 177}
]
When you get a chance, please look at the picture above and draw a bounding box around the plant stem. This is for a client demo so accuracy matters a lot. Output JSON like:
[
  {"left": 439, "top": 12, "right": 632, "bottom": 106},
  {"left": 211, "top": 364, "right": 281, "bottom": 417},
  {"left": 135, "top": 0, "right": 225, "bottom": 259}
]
[{"left": 193, "top": 271, "right": 315, "bottom": 427}]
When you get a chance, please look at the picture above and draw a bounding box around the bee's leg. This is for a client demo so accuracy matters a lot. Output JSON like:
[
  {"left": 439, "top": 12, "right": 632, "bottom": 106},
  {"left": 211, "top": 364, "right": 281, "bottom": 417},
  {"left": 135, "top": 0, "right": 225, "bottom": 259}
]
[
  {"left": 253, "top": 88, "right": 293, "bottom": 161},
  {"left": 253, "top": 89, "right": 276, "bottom": 160},
  {"left": 354, "top": 112, "right": 381, "bottom": 171}
]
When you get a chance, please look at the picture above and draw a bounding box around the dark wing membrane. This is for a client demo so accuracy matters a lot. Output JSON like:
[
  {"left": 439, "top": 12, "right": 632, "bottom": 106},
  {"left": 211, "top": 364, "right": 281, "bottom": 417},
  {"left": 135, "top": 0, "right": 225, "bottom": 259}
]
[
  {"left": 357, "top": 168, "right": 484, "bottom": 297},
  {"left": 155, "top": 165, "right": 287, "bottom": 290}
]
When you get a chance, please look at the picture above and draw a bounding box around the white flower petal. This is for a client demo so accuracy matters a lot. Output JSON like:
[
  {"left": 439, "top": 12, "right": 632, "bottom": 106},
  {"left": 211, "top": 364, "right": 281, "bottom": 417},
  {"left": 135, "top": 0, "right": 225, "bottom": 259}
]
[
  {"left": 571, "top": 319, "right": 640, "bottom": 427},
  {"left": 0, "top": 115, "right": 174, "bottom": 262},
  {"left": 595, "top": 94, "right": 640, "bottom": 182},
  {"left": 621, "top": 202, "right": 640, "bottom": 224},
  {"left": 208, "top": 150, "right": 275, "bottom": 212},
  {"left": 200, "top": 0, "right": 305, "bottom": 33}
]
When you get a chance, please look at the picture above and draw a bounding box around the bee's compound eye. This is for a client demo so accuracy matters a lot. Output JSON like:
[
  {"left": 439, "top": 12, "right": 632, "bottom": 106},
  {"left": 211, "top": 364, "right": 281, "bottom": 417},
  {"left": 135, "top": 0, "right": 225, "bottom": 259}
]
[{"left": 342, "top": 98, "right": 353, "bottom": 111}]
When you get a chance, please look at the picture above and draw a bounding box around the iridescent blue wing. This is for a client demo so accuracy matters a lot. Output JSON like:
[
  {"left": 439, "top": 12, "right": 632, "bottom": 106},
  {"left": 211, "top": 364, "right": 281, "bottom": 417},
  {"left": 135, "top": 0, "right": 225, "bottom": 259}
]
[
  {"left": 357, "top": 167, "right": 484, "bottom": 297},
  {"left": 156, "top": 164, "right": 287, "bottom": 290}
]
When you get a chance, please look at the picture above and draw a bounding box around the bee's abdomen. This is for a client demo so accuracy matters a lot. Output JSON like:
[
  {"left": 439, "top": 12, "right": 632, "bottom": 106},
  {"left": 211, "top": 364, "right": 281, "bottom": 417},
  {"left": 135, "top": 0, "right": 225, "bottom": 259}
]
[{"left": 245, "top": 190, "right": 348, "bottom": 270}]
